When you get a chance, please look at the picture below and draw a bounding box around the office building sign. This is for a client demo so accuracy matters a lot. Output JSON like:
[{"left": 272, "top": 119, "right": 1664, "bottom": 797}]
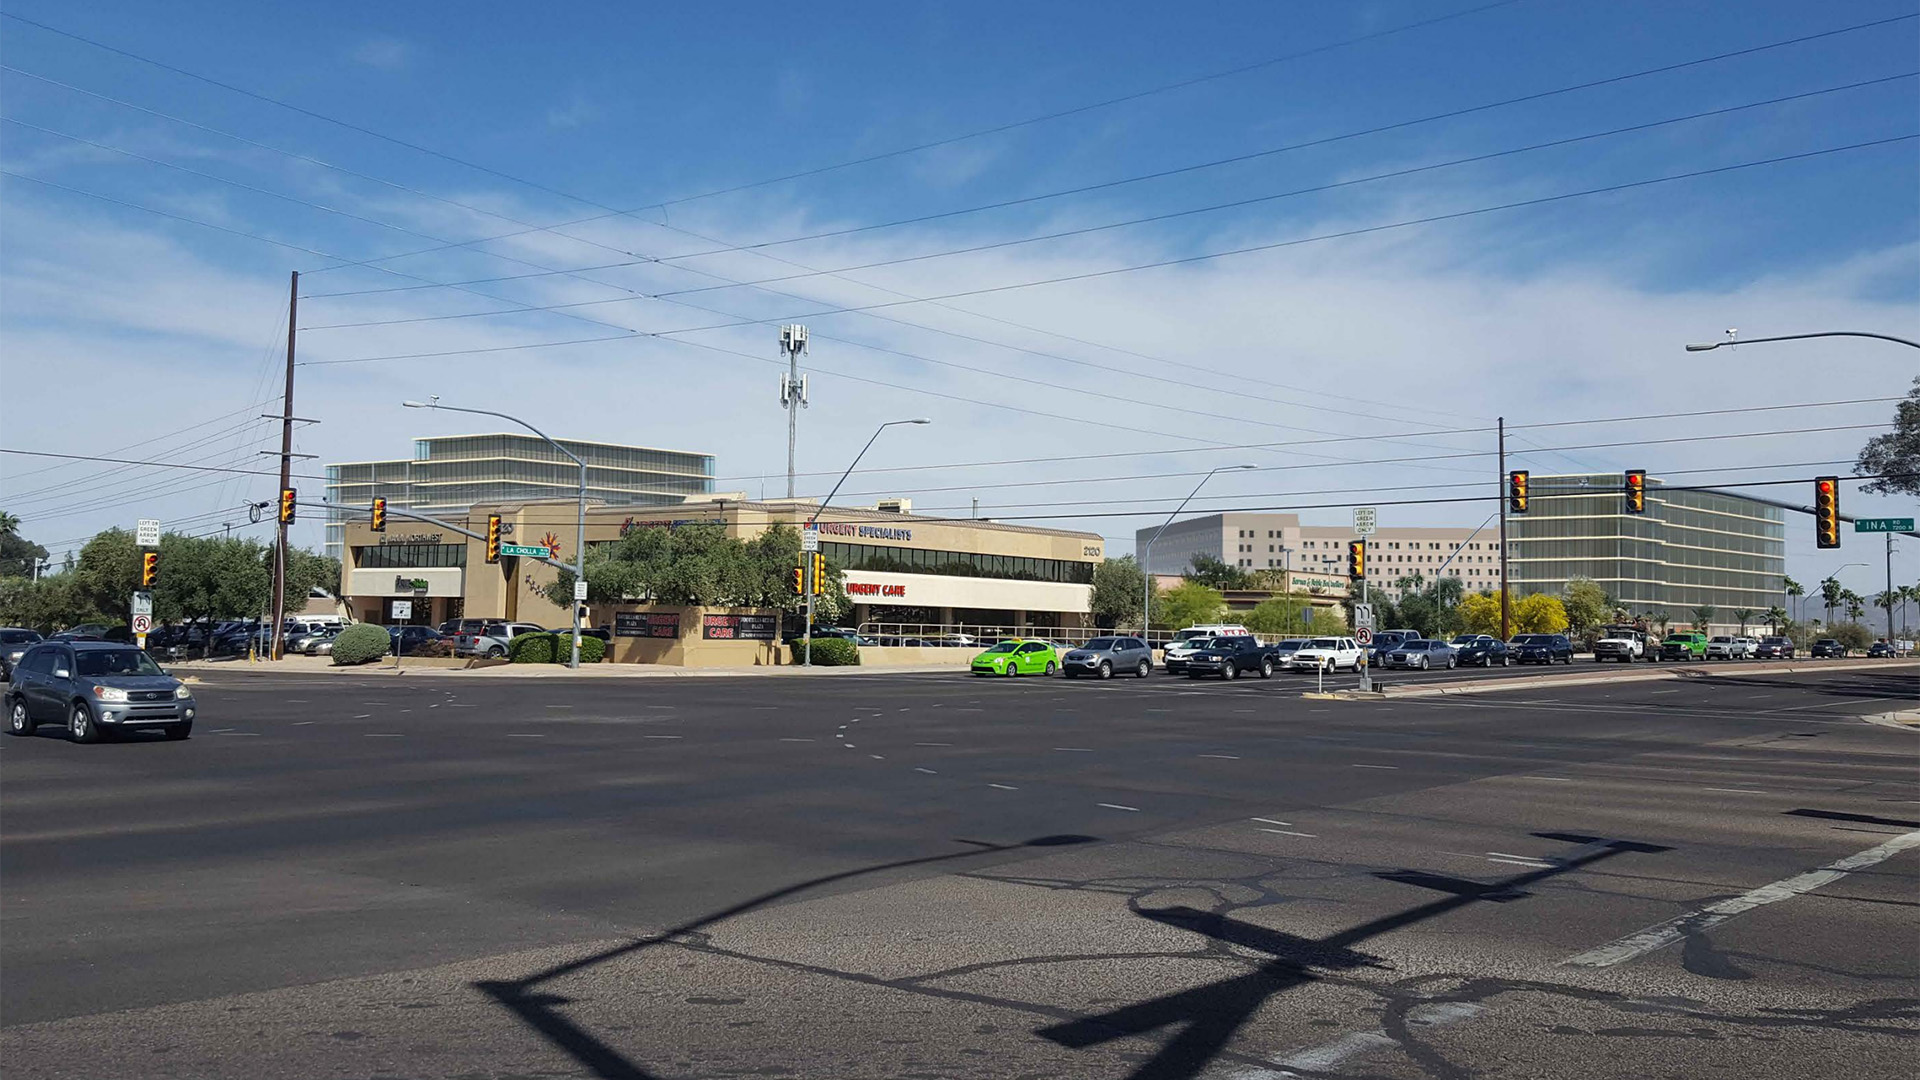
[
  {"left": 816, "top": 522, "right": 912, "bottom": 542},
  {"left": 845, "top": 581, "right": 907, "bottom": 597},
  {"left": 702, "top": 614, "right": 777, "bottom": 640},
  {"left": 615, "top": 612, "right": 681, "bottom": 638}
]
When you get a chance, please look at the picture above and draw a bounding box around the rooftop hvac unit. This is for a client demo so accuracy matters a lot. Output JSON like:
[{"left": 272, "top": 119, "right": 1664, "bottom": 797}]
[{"left": 874, "top": 498, "right": 911, "bottom": 514}]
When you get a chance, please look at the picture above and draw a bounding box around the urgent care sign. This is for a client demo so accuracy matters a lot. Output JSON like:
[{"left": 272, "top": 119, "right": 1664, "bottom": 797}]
[{"left": 844, "top": 581, "right": 907, "bottom": 598}]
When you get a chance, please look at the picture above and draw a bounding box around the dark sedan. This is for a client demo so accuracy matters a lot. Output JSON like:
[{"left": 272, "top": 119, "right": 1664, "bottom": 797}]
[
  {"left": 1753, "top": 636, "right": 1794, "bottom": 660},
  {"left": 1510, "top": 633, "right": 1575, "bottom": 664},
  {"left": 1366, "top": 630, "right": 1418, "bottom": 665},
  {"left": 2, "top": 627, "right": 43, "bottom": 680},
  {"left": 388, "top": 625, "right": 445, "bottom": 657},
  {"left": 1184, "top": 635, "right": 1276, "bottom": 680},
  {"left": 1450, "top": 635, "right": 1510, "bottom": 667},
  {"left": 1809, "top": 639, "right": 1847, "bottom": 658},
  {"left": 1867, "top": 641, "right": 1896, "bottom": 658},
  {"left": 1383, "top": 639, "right": 1457, "bottom": 670}
]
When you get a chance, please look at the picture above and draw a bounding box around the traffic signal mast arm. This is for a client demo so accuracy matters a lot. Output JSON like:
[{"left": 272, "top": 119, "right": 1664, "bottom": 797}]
[{"left": 322, "top": 502, "right": 576, "bottom": 572}]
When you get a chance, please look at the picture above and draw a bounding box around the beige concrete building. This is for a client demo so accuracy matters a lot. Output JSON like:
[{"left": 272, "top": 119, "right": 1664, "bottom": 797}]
[
  {"left": 1138, "top": 512, "right": 1503, "bottom": 602},
  {"left": 339, "top": 496, "right": 1105, "bottom": 635}
]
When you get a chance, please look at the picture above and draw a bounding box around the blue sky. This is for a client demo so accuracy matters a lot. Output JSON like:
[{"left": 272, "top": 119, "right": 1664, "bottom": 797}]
[{"left": 2, "top": 0, "right": 1916, "bottom": 596}]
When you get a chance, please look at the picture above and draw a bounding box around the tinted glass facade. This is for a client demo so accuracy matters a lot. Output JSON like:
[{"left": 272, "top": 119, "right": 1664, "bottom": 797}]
[
  {"left": 327, "top": 433, "right": 713, "bottom": 556},
  {"left": 820, "top": 541, "right": 1095, "bottom": 585},
  {"left": 1508, "top": 474, "right": 1785, "bottom": 628}
]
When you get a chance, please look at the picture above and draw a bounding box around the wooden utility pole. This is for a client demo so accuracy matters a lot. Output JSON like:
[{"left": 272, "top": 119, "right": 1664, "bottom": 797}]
[
  {"left": 1497, "top": 416, "right": 1510, "bottom": 641},
  {"left": 270, "top": 270, "right": 297, "bottom": 660}
]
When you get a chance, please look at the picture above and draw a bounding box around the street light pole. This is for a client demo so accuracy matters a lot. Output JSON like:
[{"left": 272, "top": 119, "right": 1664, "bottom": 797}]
[
  {"left": 405, "top": 401, "right": 587, "bottom": 669},
  {"left": 1139, "top": 464, "right": 1256, "bottom": 645},
  {"left": 804, "top": 419, "right": 932, "bottom": 667},
  {"left": 1685, "top": 331, "right": 1920, "bottom": 352}
]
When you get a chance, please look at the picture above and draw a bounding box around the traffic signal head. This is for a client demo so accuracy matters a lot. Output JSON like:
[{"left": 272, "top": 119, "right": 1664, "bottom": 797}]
[
  {"left": 1508, "top": 470, "right": 1529, "bottom": 514},
  {"left": 370, "top": 497, "right": 387, "bottom": 532},
  {"left": 278, "top": 487, "right": 297, "bottom": 525},
  {"left": 1347, "top": 539, "right": 1365, "bottom": 581},
  {"left": 811, "top": 552, "right": 827, "bottom": 595},
  {"left": 1624, "top": 470, "right": 1646, "bottom": 514},
  {"left": 140, "top": 551, "right": 159, "bottom": 587},
  {"left": 792, "top": 566, "right": 805, "bottom": 593},
  {"left": 1813, "top": 476, "right": 1840, "bottom": 549},
  {"left": 485, "top": 515, "right": 502, "bottom": 563}
]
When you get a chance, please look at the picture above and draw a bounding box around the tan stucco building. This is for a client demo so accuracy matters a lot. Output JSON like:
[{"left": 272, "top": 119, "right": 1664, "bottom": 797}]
[{"left": 338, "top": 495, "right": 1105, "bottom": 635}]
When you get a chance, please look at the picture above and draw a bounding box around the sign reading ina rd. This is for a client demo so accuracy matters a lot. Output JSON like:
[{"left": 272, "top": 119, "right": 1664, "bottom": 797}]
[
  {"left": 499, "top": 543, "right": 551, "bottom": 558},
  {"left": 1854, "top": 518, "right": 1914, "bottom": 533}
]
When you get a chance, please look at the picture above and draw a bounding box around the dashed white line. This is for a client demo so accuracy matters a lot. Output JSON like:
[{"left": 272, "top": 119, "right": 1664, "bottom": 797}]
[
  {"left": 1563, "top": 829, "right": 1920, "bottom": 968},
  {"left": 1098, "top": 802, "right": 1140, "bottom": 812},
  {"left": 1522, "top": 776, "right": 1574, "bottom": 782},
  {"left": 208, "top": 728, "right": 235, "bottom": 733},
  {"left": 1259, "top": 828, "right": 1317, "bottom": 838},
  {"left": 1053, "top": 747, "right": 1095, "bottom": 753},
  {"left": 1350, "top": 763, "right": 1399, "bottom": 770},
  {"left": 779, "top": 737, "right": 815, "bottom": 742},
  {"left": 914, "top": 767, "right": 938, "bottom": 774},
  {"left": 351, "top": 714, "right": 371, "bottom": 719},
  {"left": 642, "top": 734, "right": 683, "bottom": 740},
  {"left": 1251, "top": 818, "right": 1293, "bottom": 827},
  {"left": 1199, "top": 754, "right": 1242, "bottom": 760},
  {"left": 1702, "top": 787, "right": 1767, "bottom": 794},
  {"left": 988, "top": 783, "right": 1018, "bottom": 791},
  {"left": 914, "top": 742, "right": 952, "bottom": 747},
  {"left": 290, "top": 721, "right": 315, "bottom": 726}
]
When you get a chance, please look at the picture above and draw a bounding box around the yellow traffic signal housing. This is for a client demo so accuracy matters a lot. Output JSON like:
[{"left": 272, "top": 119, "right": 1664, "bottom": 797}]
[
  {"left": 140, "top": 551, "right": 159, "bottom": 588},
  {"left": 278, "top": 487, "right": 297, "bottom": 525},
  {"left": 485, "top": 515, "right": 502, "bottom": 563},
  {"left": 792, "top": 566, "right": 805, "bottom": 593},
  {"left": 1813, "top": 476, "right": 1840, "bottom": 549},
  {"left": 1508, "top": 470, "right": 1529, "bottom": 514},
  {"left": 1347, "top": 540, "right": 1365, "bottom": 581},
  {"left": 1624, "top": 470, "right": 1646, "bottom": 514},
  {"left": 811, "top": 553, "right": 828, "bottom": 595},
  {"left": 370, "top": 497, "right": 387, "bottom": 531}
]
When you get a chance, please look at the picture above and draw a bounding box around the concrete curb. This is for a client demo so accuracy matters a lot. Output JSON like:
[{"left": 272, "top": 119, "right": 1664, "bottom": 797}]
[
  {"left": 1372, "top": 658, "right": 1915, "bottom": 700},
  {"left": 1861, "top": 708, "right": 1920, "bottom": 730}
]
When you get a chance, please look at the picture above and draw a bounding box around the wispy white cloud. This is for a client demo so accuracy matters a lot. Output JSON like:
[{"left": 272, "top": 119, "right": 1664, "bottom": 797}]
[{"left": 350, "top": 37, "right": 411, "bottom": 71}]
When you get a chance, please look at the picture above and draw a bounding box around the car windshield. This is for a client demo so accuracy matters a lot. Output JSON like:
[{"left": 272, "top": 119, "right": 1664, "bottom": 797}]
[
  {"left": 1175, "top": 629, "right": 1213, "bottom": 641},
  {"left": 1710, "top": 636, "right": 1732, "bottom": 643},
  {"left": 1664, "top": 634, "right": 1693, "bottom": 642},
  {"left": 1, "top": 629, "right": 41, "bottom": 644},
  {"left": 1451, "top": 636, "right": 1477, "bottom": 645},
  {"left": 1762, "top": 637, "right": 1787, "bottom": 644},
  {"left": 75, "top": 648, "right": 165, "bottom": 677},
  {"left": 1307, "top": 638, "right": 1338, "bottom": 648},
  {"left": 1816, "top": 639, "right": 1839, "bottom": 645},
  {"left": 1274, "top": 640, "right": 1304, "bottom": 651},
  {"left": 1512, "top": 636, "right": 1543, "bottom": 644},
  {"left": 1084, "top": 637, "right": 1117, "bottom": 650},
  {"left": 984, "top": 642, "right": 1019, "bottom": 654}
]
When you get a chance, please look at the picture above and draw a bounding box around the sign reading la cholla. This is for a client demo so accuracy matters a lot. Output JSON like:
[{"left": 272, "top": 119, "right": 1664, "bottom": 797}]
[{"left": 816, "top": 522, "right": 912, "bottom": 541}]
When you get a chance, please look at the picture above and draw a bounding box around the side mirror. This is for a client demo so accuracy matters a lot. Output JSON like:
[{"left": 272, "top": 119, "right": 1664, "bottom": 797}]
[{"left": 53, "top": 668, "right": 70, "bottom": 679}]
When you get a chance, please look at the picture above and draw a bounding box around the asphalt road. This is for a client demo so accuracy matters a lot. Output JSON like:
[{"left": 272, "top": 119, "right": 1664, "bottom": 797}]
[{"left": 2, "top": 663, "right": 1915, "bottom": 1079}]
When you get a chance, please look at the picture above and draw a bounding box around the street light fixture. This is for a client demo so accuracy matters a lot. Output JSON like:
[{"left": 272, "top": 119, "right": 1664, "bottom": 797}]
[
  {"left": 1139, "top": 464, "right": 1258, "bottom": 646},
  {"left": 404, "top": 400, "right": 588, "bottom": 669},
  {"left": 804, "top": 419, "right": 932, "bottom": 666}
]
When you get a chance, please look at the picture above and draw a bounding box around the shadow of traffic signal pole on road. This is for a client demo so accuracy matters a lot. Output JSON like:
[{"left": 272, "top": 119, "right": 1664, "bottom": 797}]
[
  {"left": 1038, "top": 832, "right": 1671, "bottom": 1080},
  {"left": 475, "top": 834, "right": 1099, "bottom": 1080}
]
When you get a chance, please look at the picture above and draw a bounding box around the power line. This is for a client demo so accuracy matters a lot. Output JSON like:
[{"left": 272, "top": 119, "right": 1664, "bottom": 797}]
[
  {"left": 0, "top": 397, "right": 275, "bottom": 484},
  {"left": 0, "top": 449, "right": 329, "bottom": 481}
]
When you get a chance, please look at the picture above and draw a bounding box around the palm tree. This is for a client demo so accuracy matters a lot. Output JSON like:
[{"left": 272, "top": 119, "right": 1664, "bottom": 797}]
[
  {"left": 1764, "top": 605, "right": 1787, "bottom": 634},
  {"left": 1691, "top": 603, "right": 1717, "bottom": 633},
  {"left": 1819, "top": 577, "right": 1843, "bottom": 624},
  {"left": 1844, "top": 591, "right": 1865, "bottom": 623},
  {"left": 1783, "top": 576, "right": 1804, "bottom": 625},
  {"left": 1652, "top": 611, "right": 1671, "bottom": 635},
  {"left": 1732, "top": 608, "right": 1755, "bottom": 635},
  {"left": 1901, "top": 584, "right": 1919, "bottom": 634},
  {"left": 1875, "top": 590, "right": 1899, "bottom": 630}
]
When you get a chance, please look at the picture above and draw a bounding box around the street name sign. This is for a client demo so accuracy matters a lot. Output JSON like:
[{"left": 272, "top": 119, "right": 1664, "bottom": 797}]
[
  {"left": 500, "top": 543, "right": 551, "bottom": 558},
  {"left": 1854, "top": 518, "right": 1914, "bottom": 533},
  {"left": 1352, "top": 507, "right": 1377, "bottom": 536},
  {"left": 136, "top": 518, "right": 161, "bottom": 547}
]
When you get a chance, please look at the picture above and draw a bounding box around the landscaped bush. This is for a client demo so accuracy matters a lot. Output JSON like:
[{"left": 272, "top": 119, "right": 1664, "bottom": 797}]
[
  {"left": 788, "top": 636, "right": 860, "bottom": 666},
  {"left": 510, "top": 633, "right": 557, "bottom": 664},
  {"left": 330, "top": 623, "right": 391, "bottom": 666}
]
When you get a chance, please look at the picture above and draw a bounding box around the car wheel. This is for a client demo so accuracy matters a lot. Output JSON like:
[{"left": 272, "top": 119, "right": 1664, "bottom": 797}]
[
  {"left": 1260, "top": 660, "right": 1274, "bottom": 678},
  {"left": 1001, "top": 663, "right": 1016, "bottom": 677},
  {"left": 7, "top": 697, "right": 33, "bottom": 736},
  {"left": 487, "top": 645, "right": 506, "bottom": 658},
  {"left": 1098, "top": 661, "right": 1113, "bottom": 679},
  {"left": 69, "top": 701, "right": 100, "bottom": 744},
  {"left": 1502, "top": 655, "right": 1511, "bottom": 667},
  {"left": 1136, "top": 660, "right": 1150, "bottom": 678},
  {"left": 1418, "top": 656, "right": 1429, "bottom": 670},
  {"left": 1222, "top": 663, "right": 1238, "bottom": 680},
  {"left": 164, "top": 722, "right": 192, "bottom": 741},
  {"left": 1045, "top": 661, "right": 1057, "bottom": 676}
]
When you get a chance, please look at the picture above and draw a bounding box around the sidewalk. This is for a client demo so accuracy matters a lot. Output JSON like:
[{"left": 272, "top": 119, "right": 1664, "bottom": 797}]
[
  {"left": 1373, "top": 656, "right": 1916, "bottom": 699},
  {"left": 168, "top": 653, "right": 966, "bottom": 678}
]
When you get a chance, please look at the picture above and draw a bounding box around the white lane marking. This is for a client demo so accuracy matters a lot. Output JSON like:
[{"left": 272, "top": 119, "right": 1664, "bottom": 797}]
[
  {"left": 870, "top": 754, "right": 885, "bottom": 759},
  {"left": 507, "top": 734, "right": 545, "bottom": 738},
  {"left": 446, "top": 704, "right": 477, "bottom": 708},
  {"left": 914, "top": 742, "right": 952, "bottom": 747},
  {"left": 360, "top": 702, "right": 390, "bottom": 705},
  {"left": 914, "top": 767, "right": 937, "bottom": 774},
  {"left": 1199, "top": 754, "right": 1241, "bottom": 760},
  {"left": 1251, "top": 817, "right": 1293, "bottom": 827},
  {"left": 1646, "top": 689, "right": 1681, "bottom": 695},
  {"left": 1098, "top": 803, "right": 1140, "bottom": 812},
  {"left": 1562, "top": 829, "right": 1920, "bottom": 968},
  {"left": 1487, "top": 857, "right": 1552, "bottom": 869},
  {"left": 1259, "top": 828, "right": 1317, "bottom": 838},
  {"left": 1053, "top": 747, "right": 1095, "bottom": 752},
  {"left": 843, "top": 743, "right": 855, "bottom": 748},
  {"left": 642, "top": 734, "right": 682, "bottom": 740},
  {"left": 779, "top": 737, "right": 815, "bottom": 742},
  {"left": 1702, "top": 787, "right": 1767, "bottom": 794},
  {"left": 351, "top": 714, "right": 371, "bottom": 719},
  {"left": 429, "top": 703, "right": 441, "bottom": 709},
  {"left": 837, "top": 725, "right": 848, "bottom": 730},
  {"left": 209, "top": 728, "right": 235, "bottom": 733},
  {"left": 1486, "top": 851, "right": 1551, "bottom": 865},
  {"left": 1350, "top": 763, "right": 1399, "bottom": 770},
  {"left": 1230, "top": 1002, "right": 1483, "bottom": 1080},
  {"left": 1521, "top": 776, "right": 1574, "bottom": 782},
  {"left": 988, "top": 783, "right": 1018, "bottom": 790},
  {"left": 291, "top": 721, "right": 315, "bottom": 726}
]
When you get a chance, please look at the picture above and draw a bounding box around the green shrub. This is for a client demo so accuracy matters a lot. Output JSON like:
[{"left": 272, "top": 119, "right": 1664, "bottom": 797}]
[
  {"left": 1831, "top": 622, "right": 1875, "bottom": 652},
  {"left": 330, "top": 623, "right": 391, "bottom": 666},
  {"left": 577, "top": 635, "right": 606, "bottom": 664},
  {"left": 509, "top": 633, "right": 557, "bottom": 664},
  {"left": 788, "top": 636, "right": 860, "bottom": 666}
]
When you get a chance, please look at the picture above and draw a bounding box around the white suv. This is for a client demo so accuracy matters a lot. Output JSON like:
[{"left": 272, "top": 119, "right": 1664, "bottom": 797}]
[{"left": 1286, "top": 636, "right": 1364, "bottom": 672}]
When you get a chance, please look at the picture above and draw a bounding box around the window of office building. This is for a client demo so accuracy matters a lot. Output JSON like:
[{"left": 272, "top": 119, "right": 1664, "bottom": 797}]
[
  {"left": 352, "top": 543, "right": 467, "bottom": 568},
  {"left": 820, "top": 542, "right": 1095, "bottom": 585}
]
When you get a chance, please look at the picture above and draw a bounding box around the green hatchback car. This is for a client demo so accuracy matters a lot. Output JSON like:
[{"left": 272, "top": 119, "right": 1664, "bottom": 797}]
[{"left": 970, "top": 639, "right": 1059, "bottom": 677}]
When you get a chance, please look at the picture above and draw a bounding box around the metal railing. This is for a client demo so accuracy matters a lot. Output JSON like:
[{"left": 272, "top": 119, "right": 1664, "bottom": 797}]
[{"left": 855, "top": 622, "right": 1211, "bottom": 648}]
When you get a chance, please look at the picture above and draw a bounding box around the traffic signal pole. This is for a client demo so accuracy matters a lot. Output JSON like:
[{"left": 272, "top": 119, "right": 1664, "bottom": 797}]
[
  {"left": 270, "top": 270, "right": 297, "bottom": 661},
  {"left": 1497, "top": 417, "right": 1509, "bottom": 641}
]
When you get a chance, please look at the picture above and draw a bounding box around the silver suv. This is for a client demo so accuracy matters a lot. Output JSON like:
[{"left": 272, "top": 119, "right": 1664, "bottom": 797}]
[{"left": 457, "top": 622, "right": 547, "bottom": 658}]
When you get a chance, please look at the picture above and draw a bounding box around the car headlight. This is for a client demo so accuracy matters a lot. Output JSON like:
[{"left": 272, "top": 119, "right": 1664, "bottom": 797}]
[
  {"left": 92, "top": 685, "right": 128, "bottom": 702},
  {"left": 174, "top": 685, "right": 192, "bottom": 700}
]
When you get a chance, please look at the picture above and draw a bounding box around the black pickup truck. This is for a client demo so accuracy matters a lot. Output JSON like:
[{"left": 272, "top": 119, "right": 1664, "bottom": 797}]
[{"left": 1183, "top": 634, "right": 1283, "bottom": 680}]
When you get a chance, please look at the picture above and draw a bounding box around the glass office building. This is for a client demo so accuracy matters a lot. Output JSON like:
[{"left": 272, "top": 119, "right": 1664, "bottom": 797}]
[
  {"left": 1507, "top": 473, "right": 1785, "bottom": 630},
  {"left": 325, "top": 433, "right": 715, "bottom": 557}
]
